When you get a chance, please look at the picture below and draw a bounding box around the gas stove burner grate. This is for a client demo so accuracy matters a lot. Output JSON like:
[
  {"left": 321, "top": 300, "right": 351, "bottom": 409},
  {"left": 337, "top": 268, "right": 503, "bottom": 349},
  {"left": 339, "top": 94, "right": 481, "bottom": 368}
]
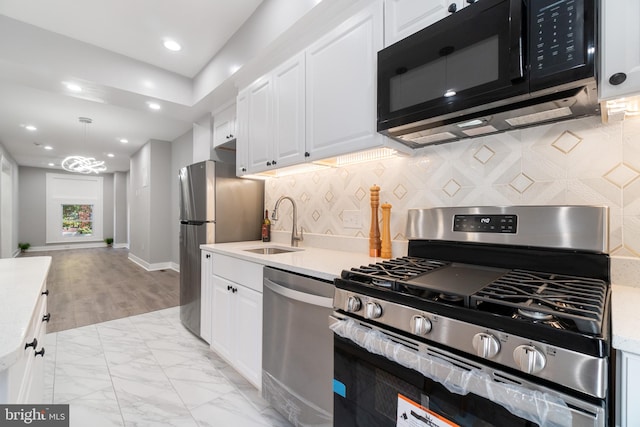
[
  {"left": 345, "top": 257, "right": 449, "bottom": 283},
  {"left": 471, "top": 269, "right": 607, "bottom": 334}
]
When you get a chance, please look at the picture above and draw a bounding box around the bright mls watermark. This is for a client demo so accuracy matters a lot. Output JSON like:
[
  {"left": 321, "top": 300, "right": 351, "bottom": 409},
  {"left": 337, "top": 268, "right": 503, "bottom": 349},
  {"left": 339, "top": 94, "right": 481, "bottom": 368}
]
[{"left": 1, "top": 405, "right": 69, "bottom": 426}]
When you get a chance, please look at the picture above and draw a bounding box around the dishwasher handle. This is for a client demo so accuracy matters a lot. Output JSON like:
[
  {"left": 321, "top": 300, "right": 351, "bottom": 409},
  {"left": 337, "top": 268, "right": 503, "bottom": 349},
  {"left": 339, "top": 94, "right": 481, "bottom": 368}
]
[{"left": 264, "top": 278, "right": 334, "bottom": 308}]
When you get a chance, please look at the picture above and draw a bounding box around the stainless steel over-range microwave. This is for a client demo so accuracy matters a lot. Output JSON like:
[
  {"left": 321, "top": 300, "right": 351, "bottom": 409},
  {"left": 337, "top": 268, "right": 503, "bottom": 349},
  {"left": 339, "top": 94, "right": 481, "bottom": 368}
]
[{"left": 377, "top": 0, "right": 599, "bottom": 148}]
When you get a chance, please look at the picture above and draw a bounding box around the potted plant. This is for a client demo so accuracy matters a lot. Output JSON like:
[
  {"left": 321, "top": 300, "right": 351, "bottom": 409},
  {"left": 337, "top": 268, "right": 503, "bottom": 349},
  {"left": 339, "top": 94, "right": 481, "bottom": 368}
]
[
  {"left": 104, "top": 237, "right": 114, "bottom": 247},
  {"left": 18, "top": 242, "right": 30, "bottom": 253}
]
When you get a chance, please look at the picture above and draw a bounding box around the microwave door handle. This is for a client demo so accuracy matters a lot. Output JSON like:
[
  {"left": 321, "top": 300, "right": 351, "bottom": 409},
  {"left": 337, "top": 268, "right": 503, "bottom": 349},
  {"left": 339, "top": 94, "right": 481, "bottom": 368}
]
[{"left": 508, "top": 0, "right": 524, "bottom": 81}]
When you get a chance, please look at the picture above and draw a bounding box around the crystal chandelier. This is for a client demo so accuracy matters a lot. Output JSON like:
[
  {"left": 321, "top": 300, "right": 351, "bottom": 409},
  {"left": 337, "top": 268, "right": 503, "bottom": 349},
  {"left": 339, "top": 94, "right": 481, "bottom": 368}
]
[{"left": 61, "top": 117, "right": 107, "bottom": 174}]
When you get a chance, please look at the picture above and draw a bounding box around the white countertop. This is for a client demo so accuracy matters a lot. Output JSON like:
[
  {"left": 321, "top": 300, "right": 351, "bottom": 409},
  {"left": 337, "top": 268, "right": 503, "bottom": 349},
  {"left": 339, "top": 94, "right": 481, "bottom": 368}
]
[
  {"left": 611, "top": 284, "right": 640, "bottom": 354},
  {"left": 0, "top": 256, "right": 52, "bottom": 370},
  {"left": 609, "top": 257, "right": 640, "bottom": 354},
  {"left": 201, "top": 240, "right": 384, "bottom": 282}
]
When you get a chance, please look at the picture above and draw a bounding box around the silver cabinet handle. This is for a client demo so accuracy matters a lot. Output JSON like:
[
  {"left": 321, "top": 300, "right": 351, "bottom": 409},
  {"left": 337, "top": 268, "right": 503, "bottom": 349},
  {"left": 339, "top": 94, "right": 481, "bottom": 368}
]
[{"left": 264, "top": 278, "right": 334, "bottom": 308}]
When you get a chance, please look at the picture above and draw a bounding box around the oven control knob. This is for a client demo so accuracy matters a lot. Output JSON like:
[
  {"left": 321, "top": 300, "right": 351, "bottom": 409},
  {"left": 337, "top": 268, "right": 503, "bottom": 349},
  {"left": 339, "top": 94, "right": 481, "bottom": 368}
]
[
  {"left": 513, "top": 345, "right": 546, "bottom": 374},
  {"left": 472, "top": 333, "right": 500, "bottom": 359},
  {"left": 345, "top": 296, "right": 362, "bottom": 313},
  {"left": 364, "top": 302, "right": 383, "bottom": 319},
  {"left": 411, "top": 316, "right": 432, "bottom": 336}
]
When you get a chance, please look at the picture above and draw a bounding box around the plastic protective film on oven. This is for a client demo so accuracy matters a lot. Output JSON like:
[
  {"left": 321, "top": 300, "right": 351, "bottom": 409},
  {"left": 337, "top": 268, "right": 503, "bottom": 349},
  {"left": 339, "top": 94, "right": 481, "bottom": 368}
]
[{"left": 330, "top": 319, "right": 594, "bottom": 427}]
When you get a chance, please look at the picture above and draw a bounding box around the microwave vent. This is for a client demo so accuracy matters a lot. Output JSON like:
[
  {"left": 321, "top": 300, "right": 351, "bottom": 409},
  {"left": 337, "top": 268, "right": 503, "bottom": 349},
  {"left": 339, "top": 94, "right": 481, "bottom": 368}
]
[
  {"left": 462, "top": 125, "right": 499, "bottom": 137},
  {"left": 409, "top": 132, "right": 458, "bottom": 146},
  {"left": 505, "top": 107, "right": 573, "bottom": 127}
]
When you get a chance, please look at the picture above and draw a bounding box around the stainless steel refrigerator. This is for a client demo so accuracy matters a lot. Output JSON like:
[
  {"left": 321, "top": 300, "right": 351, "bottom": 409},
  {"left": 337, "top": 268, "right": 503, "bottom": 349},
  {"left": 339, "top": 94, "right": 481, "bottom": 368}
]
[{"left": 179, "top": 160, "right": 264, "bottom": 337}]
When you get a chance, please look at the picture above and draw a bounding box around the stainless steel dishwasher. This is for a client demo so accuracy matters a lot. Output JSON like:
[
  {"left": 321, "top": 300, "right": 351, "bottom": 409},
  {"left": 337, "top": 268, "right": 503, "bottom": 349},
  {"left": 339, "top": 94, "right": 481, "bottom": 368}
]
[{"left": 262, "top": 266, "right": 334, "bottom": 427}]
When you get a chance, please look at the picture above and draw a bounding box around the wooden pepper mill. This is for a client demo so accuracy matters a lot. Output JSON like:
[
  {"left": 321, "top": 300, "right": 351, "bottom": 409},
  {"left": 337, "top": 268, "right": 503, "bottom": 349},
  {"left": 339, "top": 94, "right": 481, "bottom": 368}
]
[
  {"left": 369, "top": 185, "right": 381, "bottom": 257},
  {"left": 381, "top": 203, "right": 392, "bottom": 259}
]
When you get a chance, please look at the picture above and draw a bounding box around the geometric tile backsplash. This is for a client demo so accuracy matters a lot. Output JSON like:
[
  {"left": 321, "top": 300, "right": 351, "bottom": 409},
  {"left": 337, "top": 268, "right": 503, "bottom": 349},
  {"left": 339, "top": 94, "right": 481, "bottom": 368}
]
[{"left": 265, "top": 115, "right": 640, "bottom": 258}]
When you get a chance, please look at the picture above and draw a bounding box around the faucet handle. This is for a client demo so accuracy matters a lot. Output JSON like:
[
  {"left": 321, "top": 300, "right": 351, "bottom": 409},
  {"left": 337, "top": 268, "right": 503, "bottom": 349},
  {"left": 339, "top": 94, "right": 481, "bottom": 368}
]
[{"left": 299, "top": 227, "right": 304, "bottom": 241}]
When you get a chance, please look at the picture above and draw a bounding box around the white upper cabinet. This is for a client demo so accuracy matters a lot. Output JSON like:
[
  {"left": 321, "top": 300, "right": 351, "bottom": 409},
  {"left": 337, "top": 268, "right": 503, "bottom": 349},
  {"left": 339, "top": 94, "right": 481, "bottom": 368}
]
[
  {"left": 599, "top": 0, "right": 640, "bottom": 100},
  {"left": 272, "top": 53, "right": 306, "bottom": 169},
  {"left": 235, "top": 89, "right": 250, "bottom": 176},
  {"left": 305, "top": 0, "right": 384, "bottom": 161},
  {"left": 212, "top": 103, "right": 236, "bottom": 148},
  {"left": 236, "top": 53, "right": 306, "bottom": 174},
  {"left": 247, "top": 76, "right": 273, "bottom": 172},
  {"left": 384, "top": 0, "right": 462, "bottom": 46}
]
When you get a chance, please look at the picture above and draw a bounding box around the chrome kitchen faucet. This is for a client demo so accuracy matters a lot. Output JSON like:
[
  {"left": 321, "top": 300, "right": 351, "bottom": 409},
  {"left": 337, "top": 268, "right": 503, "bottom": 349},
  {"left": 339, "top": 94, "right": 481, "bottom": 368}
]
[{"left": 272, "top": 196, "right": 303, "bottom": 247}]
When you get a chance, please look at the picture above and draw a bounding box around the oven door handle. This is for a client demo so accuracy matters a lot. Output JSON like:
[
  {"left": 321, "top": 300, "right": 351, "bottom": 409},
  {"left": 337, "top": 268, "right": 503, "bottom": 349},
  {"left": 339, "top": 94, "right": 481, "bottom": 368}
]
[{"left": 264, "top": 278, "right": 334, "bottom": 308}]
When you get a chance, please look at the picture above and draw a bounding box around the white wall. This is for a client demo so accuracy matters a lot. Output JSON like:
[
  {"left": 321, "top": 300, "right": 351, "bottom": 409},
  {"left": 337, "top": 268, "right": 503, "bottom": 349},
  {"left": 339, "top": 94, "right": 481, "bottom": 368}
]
[
  {"left": 0, "top": 142, "right": 19, "bottom": 257},
  {"left": 129, "top": 140, "right": 173, "bottom": 269},
  {"left": 17, "top": 166, "right": 114, "bottom": 249}
]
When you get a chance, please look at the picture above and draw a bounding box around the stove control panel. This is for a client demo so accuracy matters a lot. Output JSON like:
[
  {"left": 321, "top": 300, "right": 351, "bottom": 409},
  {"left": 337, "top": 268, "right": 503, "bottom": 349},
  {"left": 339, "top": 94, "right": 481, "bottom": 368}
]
[
  {"left": 333, "top": 287, "right": 607, "bottom": 399},
  {"left": 453, "top": 214, "right": 517, "bottom": 233}
]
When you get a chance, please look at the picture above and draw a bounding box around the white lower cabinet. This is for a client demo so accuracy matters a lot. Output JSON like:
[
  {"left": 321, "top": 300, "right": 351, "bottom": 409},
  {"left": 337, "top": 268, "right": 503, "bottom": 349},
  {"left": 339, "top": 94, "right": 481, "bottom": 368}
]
[
  {"left": 617, "top": 350, "right": 640, "bottom": 426},
  {"left": 206, "top": 253, "right": 263, "bottom": 389},
  {"left": 0, "top": 286, "right": 48, "bottom": 404},
  {"left": 200, "top": 251, "right": 213, "bottom": 344}
]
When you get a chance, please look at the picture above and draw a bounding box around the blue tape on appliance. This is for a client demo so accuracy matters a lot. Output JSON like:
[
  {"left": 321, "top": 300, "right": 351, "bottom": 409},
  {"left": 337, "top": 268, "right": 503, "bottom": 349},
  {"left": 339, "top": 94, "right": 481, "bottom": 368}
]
[{"left": 333, "top": 379, "right": 346, "bottom": 397}]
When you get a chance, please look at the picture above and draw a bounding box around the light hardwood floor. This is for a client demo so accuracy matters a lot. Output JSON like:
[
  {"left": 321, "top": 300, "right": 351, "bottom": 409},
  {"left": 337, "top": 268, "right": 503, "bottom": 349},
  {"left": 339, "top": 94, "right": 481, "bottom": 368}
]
[{"left": 21, "top": 247, "right": 179, "bottom": 333}]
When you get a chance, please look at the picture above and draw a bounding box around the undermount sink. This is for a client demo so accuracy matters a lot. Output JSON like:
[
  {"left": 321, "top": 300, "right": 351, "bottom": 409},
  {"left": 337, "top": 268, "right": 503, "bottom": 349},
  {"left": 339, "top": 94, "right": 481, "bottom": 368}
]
[{"left": 243, "top": 246, "right": 302, "bottom": 255}]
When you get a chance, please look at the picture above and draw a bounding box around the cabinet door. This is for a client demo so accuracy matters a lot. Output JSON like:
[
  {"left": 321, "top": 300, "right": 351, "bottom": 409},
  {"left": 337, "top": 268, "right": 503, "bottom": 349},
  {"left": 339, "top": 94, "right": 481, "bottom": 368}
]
[
  {"left": 247, "top": 76, "right": 274, "bottom": 172},
  {"left": 600, "top": 1, "right": 640, "bottom": 100},
  {"left": 213, "top": 104, "right": 236, "bottom": 148},
  {"left": 306, "top": 1, "right": 384, "bottom": 161},
  {"left": 618, "top": 351, "right": 640, "bottom": 427},
  {"left": 210, "top": 276, "right": 234, "bottom": 362},
  {"left": 272, "top": 52, "right": 306, "bottom": 169},
  {"left": 384, "top": 0, "right": 458, "bottom": 46},
  {"left": 233, "top": 285, "right": 263, "bottom": 389},
  {"left": 236, "top": 90, "right": 249, "bottom": 176},
  {"left": 200, "top": 251, "right": 213, "bottom": 344}
]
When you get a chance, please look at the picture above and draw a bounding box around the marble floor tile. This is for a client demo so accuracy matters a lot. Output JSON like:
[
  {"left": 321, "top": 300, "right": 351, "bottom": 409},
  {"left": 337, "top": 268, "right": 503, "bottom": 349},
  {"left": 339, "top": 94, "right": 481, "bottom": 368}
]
[{"left": 48, "top": 307, "right": 293, "bottom": 427}]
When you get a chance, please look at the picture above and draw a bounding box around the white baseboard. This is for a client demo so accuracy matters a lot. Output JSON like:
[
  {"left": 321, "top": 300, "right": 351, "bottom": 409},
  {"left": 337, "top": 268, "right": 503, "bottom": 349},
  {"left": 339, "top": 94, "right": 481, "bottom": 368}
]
[
  {"left": 128, "top": 253, "right": 175, "bottom": 272},
  {"left": 26, "top": 242, "right": 109, "bottom": 252},
  {"left": 113, "top": 243, "right": 129, "bottom": 249},
  {"left": 170, "top": 262, "right": 179, "bottom": 272}
]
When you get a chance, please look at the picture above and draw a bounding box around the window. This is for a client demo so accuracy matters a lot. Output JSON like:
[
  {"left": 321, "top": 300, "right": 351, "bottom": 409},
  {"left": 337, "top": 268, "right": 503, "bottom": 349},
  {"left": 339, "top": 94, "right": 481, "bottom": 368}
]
[
  {"left": 46, "top": 173, "right": 103, "bottom": 243},
  {"left": 61, "top": 204, "right": 94, "bottom": 237}
]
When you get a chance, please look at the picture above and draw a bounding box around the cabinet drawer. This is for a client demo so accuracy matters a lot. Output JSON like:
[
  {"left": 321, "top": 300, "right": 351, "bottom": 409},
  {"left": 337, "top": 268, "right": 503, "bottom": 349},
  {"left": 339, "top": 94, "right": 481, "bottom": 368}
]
[{"left": 211, "top": 253, "right": 263, "bottom": 293}]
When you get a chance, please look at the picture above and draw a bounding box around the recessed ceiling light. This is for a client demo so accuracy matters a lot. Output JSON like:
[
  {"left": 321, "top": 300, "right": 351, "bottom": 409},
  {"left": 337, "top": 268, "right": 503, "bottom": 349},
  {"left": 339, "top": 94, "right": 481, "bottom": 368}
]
[
  {"left": 48, "top": 163, "right": 55, "bottom": 167},
  {"left": 25, "top": 125, "right": 37, "bottom": 131},
  {"left": 64, "top": 82, "right": 82, "bottom": 92},
  {"left": 107, "top": 153, "right": 115, "bottom": 158},
  {"left": 148, "top": 102, "right": 161, "bottom": 110},
  {"left": 444, "top": 89, "right": 456, "bottom": 97},
  {"left": 119, "top": 138, "right": 129, "bottom": 144},
  {"left": 163, "top": 39, "right": 182, "bottom": 52},
  {"left": 44, "top": 145, "right": 53, "bottom": 150}
]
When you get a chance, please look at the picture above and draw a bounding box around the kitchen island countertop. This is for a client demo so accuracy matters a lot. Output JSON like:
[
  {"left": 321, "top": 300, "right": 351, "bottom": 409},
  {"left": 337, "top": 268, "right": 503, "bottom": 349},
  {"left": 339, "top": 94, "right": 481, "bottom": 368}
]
[{"left": 0, "top": 256, "right": 51, "bottom": 370}]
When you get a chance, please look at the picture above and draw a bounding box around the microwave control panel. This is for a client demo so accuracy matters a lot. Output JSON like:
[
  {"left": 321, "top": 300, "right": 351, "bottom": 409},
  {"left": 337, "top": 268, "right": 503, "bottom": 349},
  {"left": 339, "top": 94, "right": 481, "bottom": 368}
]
[{"left": 530, "top": 0, "right": 586, "bottom": 78}]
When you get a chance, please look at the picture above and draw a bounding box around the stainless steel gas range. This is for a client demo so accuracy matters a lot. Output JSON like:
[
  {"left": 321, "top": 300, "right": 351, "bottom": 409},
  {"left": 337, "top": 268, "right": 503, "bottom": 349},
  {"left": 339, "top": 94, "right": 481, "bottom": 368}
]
[{"left": 331, "top": 206, "right": 611, "bottom": 427}]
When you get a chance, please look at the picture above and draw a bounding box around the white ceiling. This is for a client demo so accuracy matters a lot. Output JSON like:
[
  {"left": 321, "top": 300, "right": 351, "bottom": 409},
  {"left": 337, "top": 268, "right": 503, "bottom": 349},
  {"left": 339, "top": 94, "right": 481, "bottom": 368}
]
[{"left": 0, "top": 0, "right": 263, "bottom": 172}]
